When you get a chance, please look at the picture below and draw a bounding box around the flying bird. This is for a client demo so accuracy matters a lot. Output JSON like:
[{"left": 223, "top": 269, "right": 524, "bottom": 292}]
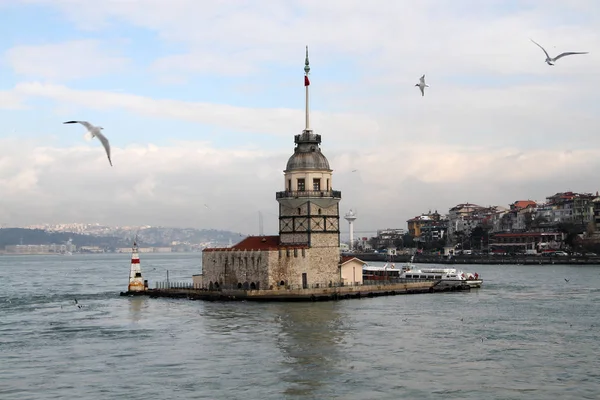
[
  {"left": 530, "top": 39, "right": 589, "bottom": 66},
  {"left": 415, "top": 75, "right": 429, "bottom": 96},
  {"left": 564, "top": 278, "right": 570, "bottom": 283},
  {"left": 63, "top": 120, "right": 113, "bottom": 166}
]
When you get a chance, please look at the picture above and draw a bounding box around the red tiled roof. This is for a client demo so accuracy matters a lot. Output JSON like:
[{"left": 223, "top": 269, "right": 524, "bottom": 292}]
[
  {"left": 512, "top": 200, "right": 536, "bottom": 210},
  {"left": 203, "top": 235, "right": 309, "bottom": 252},
  {"left": 340, "top": 256, "right": 366, "bottom": 265}
]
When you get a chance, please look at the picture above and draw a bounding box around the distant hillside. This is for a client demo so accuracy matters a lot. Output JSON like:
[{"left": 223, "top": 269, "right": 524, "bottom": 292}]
[
  {"left": 0, "top": 228, "right": 127, "bottom": 248},
  {"left": 118, "top": 227, "right": 246, "bottom": 247},
  {"left": 0, "top": 227, "right": 247, "bottom": 250}
]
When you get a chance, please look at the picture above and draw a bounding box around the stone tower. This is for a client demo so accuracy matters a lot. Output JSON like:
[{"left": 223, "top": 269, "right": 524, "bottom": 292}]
[{"left": 276, "top": 46, "right": 342, "bottom": 249}]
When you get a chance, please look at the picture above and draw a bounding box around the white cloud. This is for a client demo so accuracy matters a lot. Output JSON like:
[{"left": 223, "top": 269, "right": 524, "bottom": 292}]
[
  {"left": 151, "top": 51, "right": 263, "bottom": 77},
  {"left": 12, "top": 82, "right": 379, "bottom": 141},
  {"left": 18, "top": 0, "right": 600, "bottom": 78},
  {"left": 0, "top": 90, "right": 27, "bottom": 110},
  {"left": 1, "top": 136, "right": 599, "bottom": 233},
  {"left": 4, "top": 39, "right": 130, "bottom": 81}
]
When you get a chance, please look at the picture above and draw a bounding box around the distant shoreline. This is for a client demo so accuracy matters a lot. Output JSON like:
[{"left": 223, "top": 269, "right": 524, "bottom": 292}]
[
  {"left": 344, "top": 252, "right": 600, "bottom": 265},
  {"left": 0, "top": 251, "right": 201, "bottom": 256}
]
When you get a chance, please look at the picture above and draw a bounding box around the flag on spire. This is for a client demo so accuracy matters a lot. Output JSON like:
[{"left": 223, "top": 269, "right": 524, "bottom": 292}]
[{"left": 304, "top": 45, "right": 310, "bottom": 86}]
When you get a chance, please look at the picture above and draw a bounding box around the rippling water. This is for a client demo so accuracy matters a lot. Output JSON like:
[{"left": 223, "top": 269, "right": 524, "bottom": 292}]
[{"left": 1, "top": 253, "right": 600, "bottom": 399}]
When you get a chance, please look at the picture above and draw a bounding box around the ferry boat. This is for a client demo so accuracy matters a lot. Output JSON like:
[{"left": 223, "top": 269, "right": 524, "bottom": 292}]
[
  {"left": 400, "top": 267, "right": 483, "bottom": 288},
  {"left": 362, "top": 263, "right": 406, "bottom": 281},
  {"left": 363, "top": 265, "right": 482, "bottom": 288}
]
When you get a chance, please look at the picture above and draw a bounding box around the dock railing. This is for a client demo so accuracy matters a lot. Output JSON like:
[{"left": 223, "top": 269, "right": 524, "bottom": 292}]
[
  {"left": 155, "top": 281, "right": 195, "bottom": 289},
  {"left": 153, "top": 279, "right": 438, "bottom": 291}
]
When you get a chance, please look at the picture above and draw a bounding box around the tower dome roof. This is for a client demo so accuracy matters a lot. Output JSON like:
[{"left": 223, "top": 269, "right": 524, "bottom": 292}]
[
  {"left": 285, "top": 130, "right": 331, "bottom": 171},
  {"left": 286, "top": 150, "right": 330, "bottom": 171}
]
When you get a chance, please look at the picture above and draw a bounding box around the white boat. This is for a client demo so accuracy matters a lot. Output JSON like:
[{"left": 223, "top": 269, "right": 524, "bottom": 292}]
[
  {"left": 363, "top": 264, "right": 404, "bottom": 281},
  {"left": 400, "top": 267, "right": 483, "bottom": 288},
  {"left": 362, "top": 264, "right": 482, "bottom": 288}
]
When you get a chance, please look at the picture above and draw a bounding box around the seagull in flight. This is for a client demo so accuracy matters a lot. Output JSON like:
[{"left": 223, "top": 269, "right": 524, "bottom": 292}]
[
  {"left": 63, "top": 120, "right": 113, "bottom": 166},
  {"left": 530, "top": 39, "right": 589, "bottom": 66},
  {"left": 415, "top": 75, "right": 429, "bottom": 96},
  {"left": 564, "top": 278, "right": 570, "bottom": 283}
]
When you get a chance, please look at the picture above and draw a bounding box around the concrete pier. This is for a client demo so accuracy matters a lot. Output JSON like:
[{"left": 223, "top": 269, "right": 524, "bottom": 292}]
[{"left": 120, "top": 280, "right": 471, "bottom": 302}]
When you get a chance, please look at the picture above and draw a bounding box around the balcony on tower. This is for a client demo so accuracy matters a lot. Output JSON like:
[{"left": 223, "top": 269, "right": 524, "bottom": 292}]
[
  {"left": 276, "top": 189, "right": 342, "bottom": 200},
  {"left": 294, "top": 131, "right": 321, "bottom": 145}
]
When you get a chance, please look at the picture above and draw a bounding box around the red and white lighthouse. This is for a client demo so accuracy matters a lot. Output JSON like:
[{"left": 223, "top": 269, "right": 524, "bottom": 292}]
[{"left": 128, "top": 240, "right": 146, "bottom": 292}]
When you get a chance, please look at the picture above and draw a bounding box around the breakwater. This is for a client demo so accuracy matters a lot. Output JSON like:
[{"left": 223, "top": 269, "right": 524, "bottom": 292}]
[
  {"left": 345, "top": 252, "right": 600, "bottom": 265},
  {"left": 120, "top": 280, "right": 472, "bottom": 302}
]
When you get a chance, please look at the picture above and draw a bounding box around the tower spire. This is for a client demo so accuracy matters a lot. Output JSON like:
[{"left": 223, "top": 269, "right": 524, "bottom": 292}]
[{"left": 304, "top": 45, "right": 310, "bottom": 131}]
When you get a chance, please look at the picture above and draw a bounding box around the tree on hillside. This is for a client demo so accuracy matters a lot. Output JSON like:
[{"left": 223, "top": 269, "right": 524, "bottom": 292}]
[
  {"left": 523, "top": 211, "right": 534, "bottom": 231},
  {"left": 469, "top": 226, "right": 489, "bottom": 250},
  {"left": 402, "top": 233, "right": 415, "bottom": 248},
  {"left": 586, "top": 221, "right": 596, "bottom": 238},
  {"left": 532, "top": 215, "right": 548, "bottom": 229},
  {"left": 557, "top": 222, "right": 582, "bottom": 249}
]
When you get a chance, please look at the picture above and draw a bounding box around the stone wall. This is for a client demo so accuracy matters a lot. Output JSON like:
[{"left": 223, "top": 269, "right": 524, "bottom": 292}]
[
  {"left": 202, "top": 249, "right": 272, "bottom": 289},
  {"left": 280, "top": 232, "right": 310, "bottom": 245},
  {"left": 268, "top": 247, "right": 311, "bottom": 288},
  {"left": 202, "top": 245, "right": 342, "bottom": 290},
  {"left": 307, "top": 242, "right": 341, "bottom": 285}
]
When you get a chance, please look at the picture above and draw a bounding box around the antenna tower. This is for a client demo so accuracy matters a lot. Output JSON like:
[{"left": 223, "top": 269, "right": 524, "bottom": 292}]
[{"left": 258, "top": 211, "right": 264, "bottom": 236}]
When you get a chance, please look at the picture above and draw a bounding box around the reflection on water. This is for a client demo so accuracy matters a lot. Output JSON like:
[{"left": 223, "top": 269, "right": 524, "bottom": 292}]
[
  {"left": 272, "top": 303, "right": 348, "bottom": 397},
  {"left": 127, "top": 297, "right": 147, "bottom": 323}
]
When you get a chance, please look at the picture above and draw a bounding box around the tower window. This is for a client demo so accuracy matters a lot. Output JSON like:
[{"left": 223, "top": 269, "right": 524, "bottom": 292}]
[
  {"left": 287, "top": 179, "right": 291, "bottom": 191},
  {"left": 297, "top": 178, "right": 305, "bottom": 191},
  {"left": 313, "top": 178, "right": 321, "bottom": 191},
  {"left": 318, "top": 209, "right": 322, "bottom": 215},
  {"left": 298, "top": 207, "right": 301, "bottom": 215},
  {"left": 326, "top": 179, "right": 329, "bottom": 190}
]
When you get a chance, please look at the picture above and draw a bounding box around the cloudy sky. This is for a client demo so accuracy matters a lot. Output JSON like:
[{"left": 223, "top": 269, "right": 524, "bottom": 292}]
[{"left": 0, "top": 0, "right": 599, "bottom": 237}]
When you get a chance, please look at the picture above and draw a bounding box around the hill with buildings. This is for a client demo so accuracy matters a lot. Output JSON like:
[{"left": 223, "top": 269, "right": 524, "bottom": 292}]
[
  {"left": 0, "top": 226, "right": 247, "bottom": 254},
  {"left": 387, "top": 191, "right": 600, "bottom": 256}
]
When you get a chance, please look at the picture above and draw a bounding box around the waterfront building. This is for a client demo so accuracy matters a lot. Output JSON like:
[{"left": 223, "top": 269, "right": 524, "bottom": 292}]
[
  {"left": 370, "top": 228, "right": 405, "bottom": 251},
  {"left": 406, "top": 210, "right": 447, "bottom": 243},
  {"left": 196, "top": 47, "right": 343, "bottom": 291},
  {"left": 592, "top": 193, "right": 600, "bottom": 238},
  {"left": 447, "top": 203, "right": 485, "bottom": 240},
  {"left": 489, "top": 232, "right": 564, "bottom": 253},
  {"left": 339, "top": 256, "right": 367, "bottom": 286}
]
